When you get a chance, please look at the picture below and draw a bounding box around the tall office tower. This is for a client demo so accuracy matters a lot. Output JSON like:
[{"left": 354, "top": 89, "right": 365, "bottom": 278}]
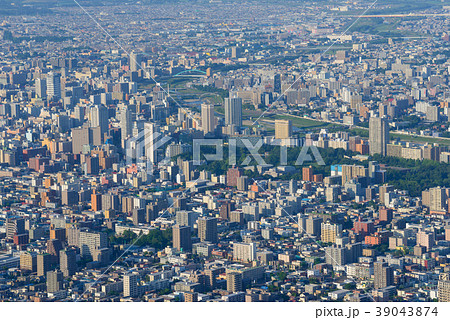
[
  {"left": 35, "top": 78, "right": 47, "bottom": 98},
  {"left": 226, "top": 272, "right": 243, "bottom": 293},
  {"left": 143, "top": 122, "right": 161, "bottom": 164},
  {"left": 198, "top": 217, "right": 218, "bottom": 243},
  {"left": 20, "top": 252, "right": 37, "bottom": 272},
  {"left": 124, "top": 273, "right": 139, "bottom": 297},
  {"left": 275, "top": 119, "right": 292, "bottom": 139},
  {"left": 119, "top": 105, "right": 133, "bottom": 141},
  {"left": 37, "top": 253, "right": 51, "bottom": 277},
  {"left": 90, "top": 105, "right": 109, "bottom": 137},
  {"left": 224, "top": 95, "right": 242, "bottom": 127},
  {"left": 321, "top": 221, "right": 343, "bottom": 243},
  {"left": 6, "top": 217, "right": 25, "bottom": 240},
  {"left": 231, "top": 46, "right": 239, "bottom": 58},
  {"left": 201, "top": 104, "right": 215, "bottom": 134},
  {"left": 306, "top": 216, "right": 323, "bottom": 237},
  {"left": 60, "top": 248, "right": 77, "bottom": 277},
  {"left": 438, "top": 273, "right": 450, "bottom": 302},
  {"left": 369, "top": 117, "right": 389, "bottom": 156},
  {"left": 129, "top": 52, "right": 141, "bottom": 72},
  {"left": 46, "top": 72, "right": 61, "bottom": 99},
  {"left": 79, "top": 230, "right": 108, "bottom": 260},
  {"left": 374, "top": 261, "right": 394, "bottom": 289},
  {"left": 47, "top": 271, "right": 63, "bottom": 293},
  {"left": 233, "top": 242, "right": 256, "bottom": 262},
  {"left": 289, "top": 179, "right": 297, "bottom": 194},
  {"left": 172, "top": 225, "right": 192, "bottom": 252},
  {"left": 273, "top": 74, "right": 281, "bottom": 94}
]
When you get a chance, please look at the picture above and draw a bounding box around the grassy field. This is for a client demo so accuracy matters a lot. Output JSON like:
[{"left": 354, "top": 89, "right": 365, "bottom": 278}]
[
  {"left": 272, "top": 114, "right": 331, "bottom": 129},
  {"left": 391, "top": 133, "right": 450, "bottom": 146}
]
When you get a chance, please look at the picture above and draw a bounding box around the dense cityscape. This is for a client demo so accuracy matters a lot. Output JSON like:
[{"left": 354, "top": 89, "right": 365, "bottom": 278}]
[{"left": 0, "top": 0, "right": 449, "bottom": 304}]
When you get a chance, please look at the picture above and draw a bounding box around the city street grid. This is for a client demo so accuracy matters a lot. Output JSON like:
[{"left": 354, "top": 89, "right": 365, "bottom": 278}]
[{"left": 251, "top": 0, "right": 380, "bottom": 126}]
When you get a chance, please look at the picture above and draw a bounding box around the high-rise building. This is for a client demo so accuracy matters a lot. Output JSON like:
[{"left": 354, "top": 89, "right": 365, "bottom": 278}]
[
  {"left": 198, "top": 217, "right": 218, "bottom": 243},
  {"left": 369, "top": 117, "right": 389, "bottom": 156},
  {"left": 71, "top": 126, "right": 102, "bottom": 154},
  {"left": 429, "top": 187, "right": 446, "bottom": 212},
  {"left": 184, "top": 292, "right": 198, "bottom": 302},
  {"left": 306, "top": 216, "right": 322, "bottom": 237},
  {"left": 91, "top": 190, "right": 102, "bottom": 211},
  {"left": 182, "top": 160, "right": 194, "bottom": 181},
  {"left": 201, "top": 104, "right": 215, "bottom": 134},
  {"left": 35, "top": 78, "right": 47, "bottom": 98},
  {"left": 226, "top": 272, "right": 243, "bottom": 293},
  {"left": 379, "top": 207, "right": 393, "bottom": 223},
  {"left": 47, "top": 270, "right": 63, "bottom": 293},
  {"left": 321, "top": 221, "right": 343, "bottom": 243},
  {"left": 60, "top": 248, "right": 77, "bottom": 277},
  {"left": 124, "top": 273, "right": 139, "bottom": 297},
  {"left": 6, "top": 217, "right": 25, "bottom": 240},
  {"left": 119, "top": 105, "right": 133, "bottom": 141},
  {"left": 326, "top": 186, "right": 340, "bottom": 203},
  {"left": 79, "top": 230, "right": 108, "bottom": 260},
  {"left": 129, "top": 52, "right": 141, "bottom": 72},
  {"left": 236, "top": 175, "right": 249, "bottom": 191},
  {"left": 233, "top": 242, "right": 256, "bottom": 262},
  {"left": 325, "top": 245, "right": 347, "bottom": 266},
  {"left": 374, "top": 261, "right": 394, "bottom": 289},
  {"left": 298, "top": 214, "right": 307, "bottom": 233},
  {"left": 289, "top": 179, "right": 297, "bottom": 194},
  {"left": 46, "top": 72, "right": 61, "bottom": 99},
  {"left": 173, "top": 225, "right": 192, "bottom": 252},
  {"left": 274, "top": 119, "right": 292, "bottom": 139},
  {"left": 90, "top": 105, "right": 109, "bottom": 137},
  {"left": 20, "top": 252, "right": 37, "bottom": 272},
  {"left": 224, "top": 96, "right": 242, "bottom": 128},
  {"left": 273, "top": 74, "right": 281, "bottom": 94},
  {"left": 438, "top": 273, "right": 450, "bottom": 302},
  {"left": 205, "top": 268, "right": 222, "bottom": 291},
  {"left": 416, "top": 231, "right": 434, "bottom": 250},
  {"left": 302, "top": 166, "right": 313, "bottom": 181},
  {"left": 227, "top": 166, "right": 243, "bottom": 187},
  {"left": 379, "top": 184, "right": 394, "bottom": 205},
  {"left": 231, "top": 46, "right": 240, "bottom": 58},
  {"left": 37, "top": 253, "right": 51, "bottom": 277},
  {"left": 85, "top": 156, "right": 100, "bottom": 175},
  {"left": 176, "top": 210, "right": 198, "bottom": 228},
  {"left": 219, "top": 201, "right": 235, "bottom": 220}
]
